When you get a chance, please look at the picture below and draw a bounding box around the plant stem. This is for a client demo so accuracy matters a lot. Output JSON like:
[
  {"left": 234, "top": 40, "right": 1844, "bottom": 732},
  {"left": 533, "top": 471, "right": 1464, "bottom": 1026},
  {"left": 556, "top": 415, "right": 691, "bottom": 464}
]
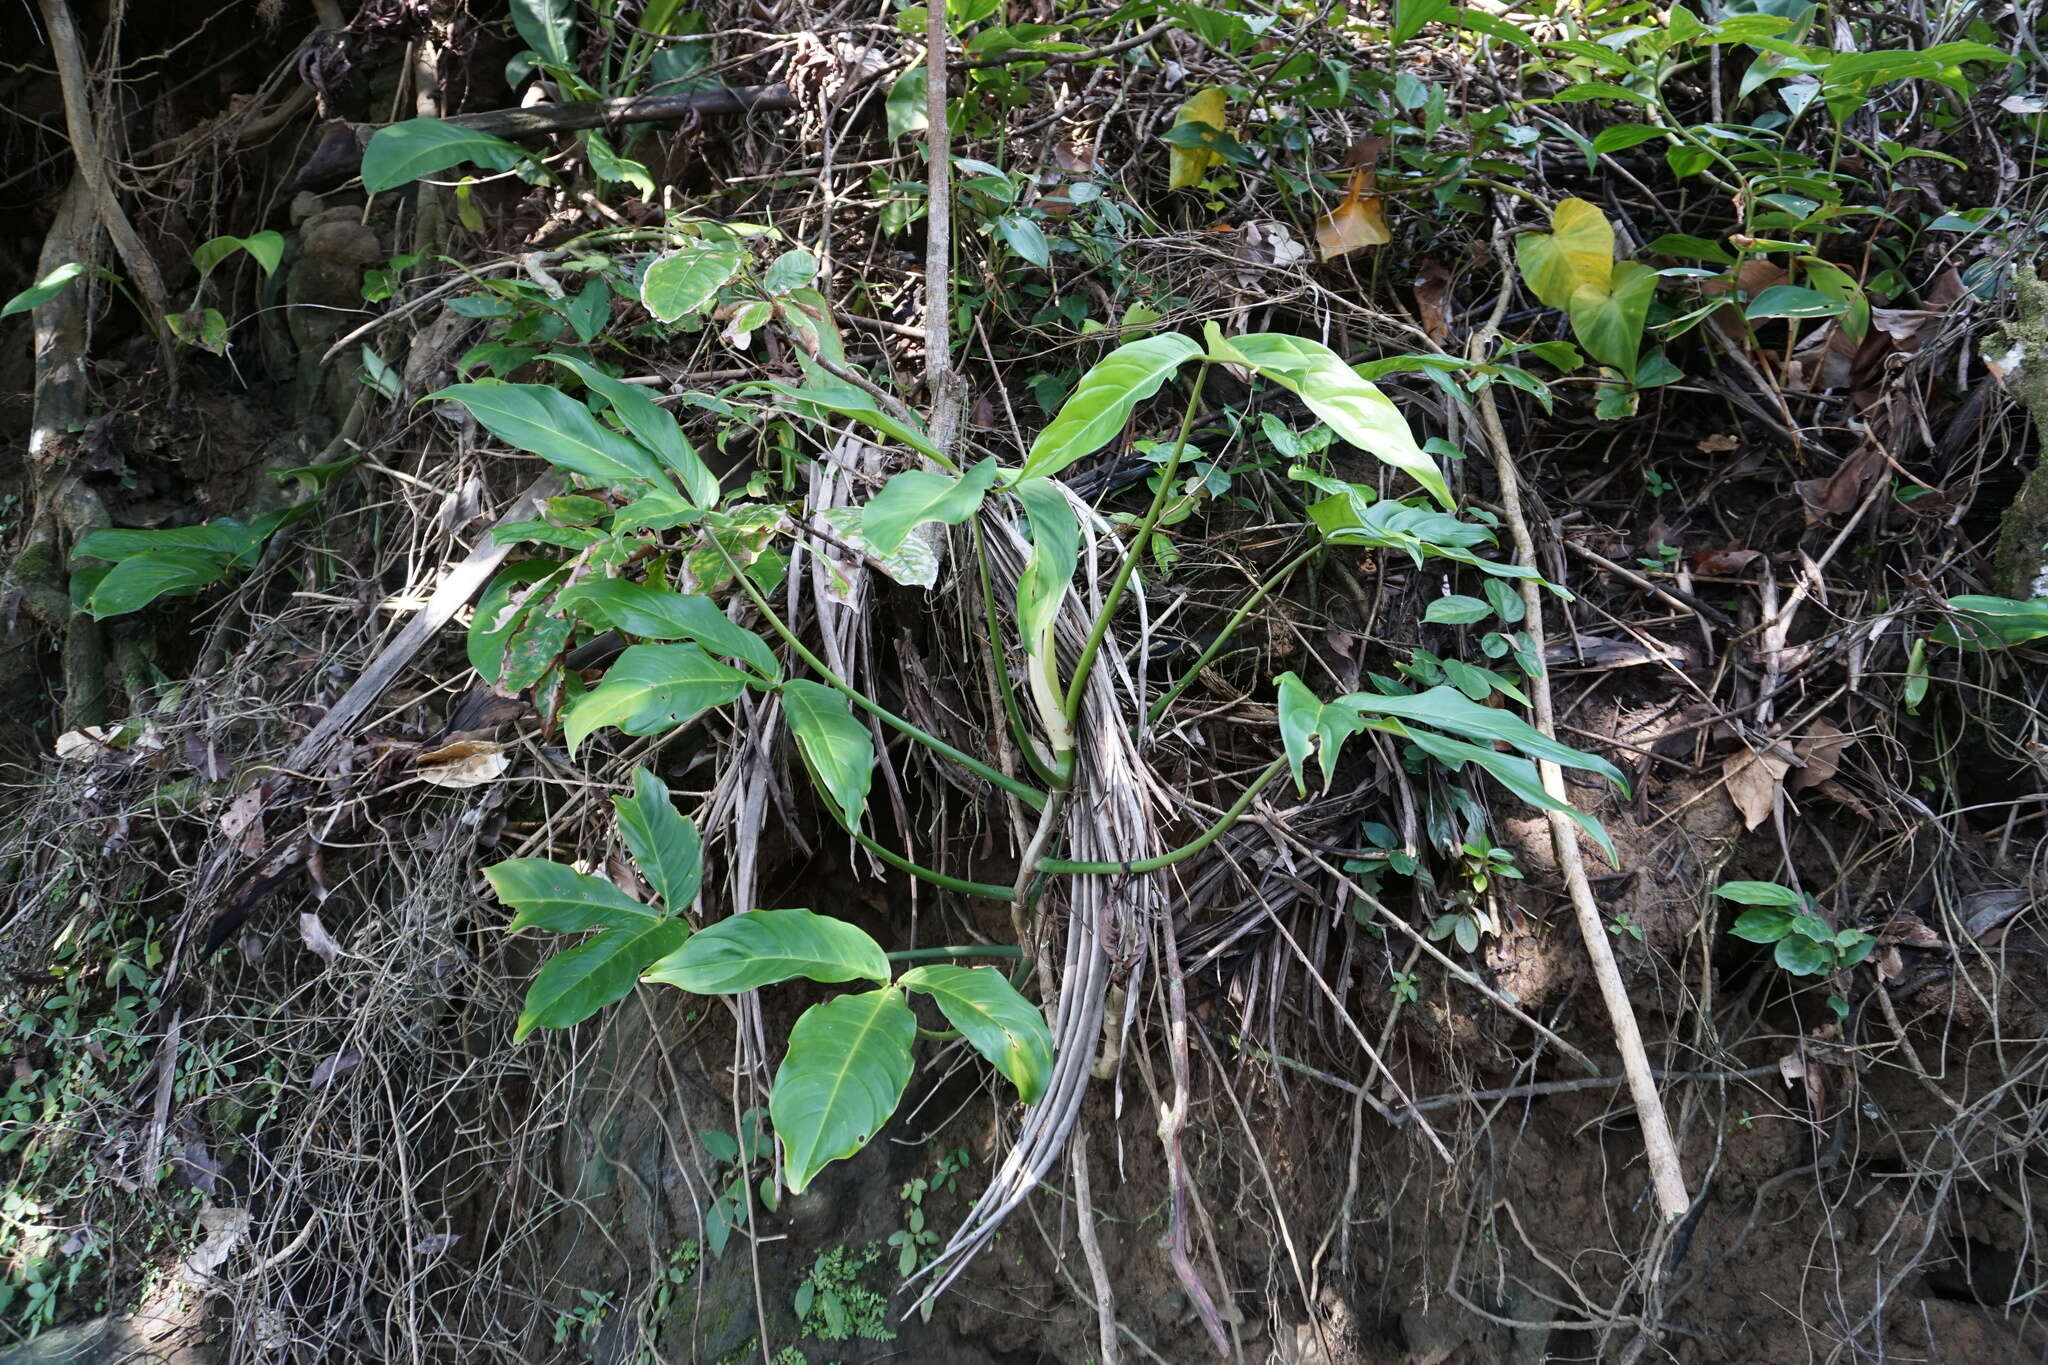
[
  {"left": 850, "top": 831, "right": 1018, "bottom": 900},
  {"left": 1143, "top": 541, "right": 1321, "bottom": 731},
  {"left": 887, "top": 944, "right": 1026, "bottom": 962},
  {"left": 1036, "top": 756, "right": 1284, "bottom": 875},
  {"left": 725, "top": 550, "right": 1047, "bottom": 809},
  {"left": 1061, "top": 361, "right": 1211, "bottom": 727},
  {"left": 971, "top": 518, "right": 1063, "bottom": 788}
]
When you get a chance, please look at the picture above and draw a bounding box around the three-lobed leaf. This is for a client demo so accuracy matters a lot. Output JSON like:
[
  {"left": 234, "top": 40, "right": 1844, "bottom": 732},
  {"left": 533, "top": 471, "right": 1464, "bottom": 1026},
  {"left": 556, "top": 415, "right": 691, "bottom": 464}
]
[
  {"left": 1275, "top": 671, "right": 1364, "bottom": 795},
  {"left": 562, "top": 642, "right": 751, "bottom": 753},
  {"left": 779, "top": 681, "right": 874, "bottom": 829},
  {"left": 644, "top": 907, "right": 891, "bottom": 994},
  {"left": 899, "top": 964, "right": 1053, "bottom": 1103},
  {"left": 770, "top": 988, "right": 916, "bottom": 1194}
]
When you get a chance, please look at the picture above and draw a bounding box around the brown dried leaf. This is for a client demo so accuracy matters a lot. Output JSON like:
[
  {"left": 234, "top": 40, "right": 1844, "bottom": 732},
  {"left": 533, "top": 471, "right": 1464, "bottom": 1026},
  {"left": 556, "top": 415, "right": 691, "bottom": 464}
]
[
  {"left": 1789, "top": 720, "right": 1850, "bottom": 790},
  {"left": 414, "top": 738, "right": 510, "bottom": 789},
  {"left": 1316, "top": 168, "right": 1390, "bottom": 261},
  {"left": 300, "top": 911, "right": 343, "bottom": 967},
  {"left": 219, "top": 784, "right": 268, "bottom": 857},
  {"left": 1690, "top": 547, "right": 1763, "bottom": 576},
  {"left": 1696, "top": 433, "right": 1741, "bottom": 454},
  {"left": 1414, "top": 259, "right": 1454, "bottom": 343},
  {"left": 1794, "top": 445, "right": 1883, "bottom": 520},
  {"left": 1723, "top": 750, "right": 1789, "bottom": 830}
]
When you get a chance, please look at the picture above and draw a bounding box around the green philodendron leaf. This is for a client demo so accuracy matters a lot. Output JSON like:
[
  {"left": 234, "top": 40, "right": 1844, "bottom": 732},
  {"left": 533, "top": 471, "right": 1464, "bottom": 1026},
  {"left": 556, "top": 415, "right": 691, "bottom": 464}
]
[
  {"left": 1931, "top": 595, "right": 2048, "bottom": 650},
  {"left": 779, "top": 681, "right": 874, "bottom": 829},
  {"left": 516, "top": 917, "right": 688, "bottom": 1042},
  {"left": 1515, "top": 198, "right": 1614, "bottom": 312},
  {"left": 1011, "top": 477, "right": 1079, "bottom": 648},
  {"left": 1743, "top": 284, "right": 1846, "bottom": 321},
  {"left": 542, "top": 355, "right": 721, "bottom": 506},
  {"left": 995, "top": 214, "right": 1051, "bottom": 267},
  {"left": 641, "top": 243, "right": 746, "bottom": 323},
  {"left": 488, "top": 857, "right": 657, "bottom": 933},
  {"left": 897, "top": 965, "right": 1053, "bottom": 1104},
  {"left": 614, "top": 767, "right": 704, "bottom": 912},
  {"left": 1423, "top": 594, "right": 1493, "bottom": 625},
  {"left": 1713, "top": 880, "right": 1808, "bottom": 907},
  {"left": 643, "top": 908, "right": 891, "bottom": 993},
  {"left": 429, "top": 381, "right": 665, "bottom": 488},
  {"left": 1336, "top": 685, "right": 1627, "bottom": 790},
  {"left": 761, "top": 248, "right": 818, "bottom": 295},
  {"left": 861, "top": 458, "right": 998, "bottom": 555},
  {"left": 361, "top": 118, "right": 527, "bottom": 192},
  {"left": 1728, "top": 906, "right": 1796, "bottom": 943},
  {"left": 1226, "top": 334, "right": 1451, "bottom": 509},
  {"left": 84, "top": 548, "right": 235, "bottom": 618},
  {"left": 583, "top": 129, "right": 654, "bottom": 198},
  {"left": 2, "top": 261, "right": 106, "bottom": 318},
  {"left": 192, "top": 231, "right": 285, "bottom": 280},
  {"left": 510, "top": 0, "right": 579, "bottom": 65},
  {"left": 1569, "top": 261, "right": 1659, "bottom": 378},
  {"left": 770, "top": 987, "right": 916, "bottom": 1194},
  {"left": 1399, "top": 727, "right": 1617, "bottom": 861},
  {"left": 556, "top": 579, "right": 780, "bottom": 679},
  {"left": 1022, "top": 333, "right": 1203, "bottom": 481},
  {"left": 1275, "top": 671, "right": 1364, "bottom": 795},
  {"left": 561, "top": 642, "right": 751, "bottom": 753}
]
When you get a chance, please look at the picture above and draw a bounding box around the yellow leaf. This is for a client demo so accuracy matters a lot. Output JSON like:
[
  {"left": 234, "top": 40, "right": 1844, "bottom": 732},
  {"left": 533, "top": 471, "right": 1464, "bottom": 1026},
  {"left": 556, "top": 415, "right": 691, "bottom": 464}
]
[
  {"left": 1515, "top": 197, "right": 1615, "bottom": 311},
  {"left": 1168, "top": 87, "right": 1229, "bottom": 191},
  {"left": 1315, "top": 169, "right": 1390, "bottom": 260}
]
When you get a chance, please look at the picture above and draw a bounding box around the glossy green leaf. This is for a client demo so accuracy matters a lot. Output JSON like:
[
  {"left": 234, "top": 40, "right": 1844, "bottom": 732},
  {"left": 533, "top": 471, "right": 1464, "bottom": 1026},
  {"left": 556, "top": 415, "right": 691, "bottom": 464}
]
[
  {"left": 541, "top": 355, "right": 721, "bottom": 507},
  {"left": 1335, "top": 684, "right": 1626, "bottom": 789},
  {"left": 1569, "top": 261, "right": 1659, "bottom": 377},
  {"left": 192, "top": 231, "right": 284, "bottom": 279},
  {"left": 1275, "top": 671, "right": 1364, "bottom": 794},
  {"left": 861, "top": 458, "right": 998, "bottom": 555},
  {"left": 643, "top": 907, "right": 891, "bottom": 993},
  {"left": 557, "top": 579, "right": 780, "bottom": 678},
  {"left": 562, "top": 642, "right": 751, "bottom": 753},
  {"left": 886, "top": 66, "right": 928, "bottom": 139},
  {"left": 780, "top": 680, "right": 874, "bottom": 829},
  {"left": 361, "top": 118, "right": 527, "bottom": 192},
  {"left": 1226, "top": 334, "right": 1451, "bottom": 509},
  {"left": 510, "top": 0, "right": 578, "bottom": 65},
  {"left": 1729, "top": 906, "right": 1796, "bottom": 943},
  {"left": 583, "top": 129, "right": 653, "bottom": 198},
  {"left": 85, "top": 548, "right": 234, "bottom": 618},
  {"left": 1023, "top": 333, "right": 1202, "bottom": 480},
  {"left": 762, "top": 248, "right": 818, "bottom": 294},
  {"left": 1743, "top": 284, "right": 1846, "bottom": 321},
  {"left": 1423, "top": 594, "right": 1493, "bottom": 625},
  {"left": 1713, "top": 880, "right": 1808, "bottom": 907},
  {"left": 641, "top": 243, "right": 746, "bottom": 322},
  {"left": 1773, "top": 934, "right": 1831, "bottom": 976},
  {"left": 429, "top": 381, "right": 664, "bottom": 487},
  {"left": 2, "top": 262, "right": 102, "bottom": 318},
  {"left": 770, "top": 988, "right": 915, "bottom": 1194},
  {"left": 515, "top": 917, "right": 686, "bottom": 1042},
  {"left": 1012, "top": 477, "right": 1079, "bottom": 648},
  {"left": 614, "top": 767, "right": 704, "bottom": 911},
  {"left": 995, "top": 214, "right": 1050, "bottom": 267},
  {"left": 898, "top": 964, "right": 1053, "bottom": 1103},
  {"left": 1932, "top": 595, "right": 2048, "bottom": 650},
  {"left": 1590, "top": 124, "right": 1671, "bottom": 155},
  {"left": 488, "top": 857, "right": 657, "bottom": 933}
]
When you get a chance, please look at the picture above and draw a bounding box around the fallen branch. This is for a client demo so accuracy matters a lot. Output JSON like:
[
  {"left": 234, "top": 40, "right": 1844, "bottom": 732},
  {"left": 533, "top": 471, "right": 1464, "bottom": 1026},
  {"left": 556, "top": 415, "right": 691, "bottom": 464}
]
[{"left": 296, "top": 84, "right": 798, "bottom": 189}]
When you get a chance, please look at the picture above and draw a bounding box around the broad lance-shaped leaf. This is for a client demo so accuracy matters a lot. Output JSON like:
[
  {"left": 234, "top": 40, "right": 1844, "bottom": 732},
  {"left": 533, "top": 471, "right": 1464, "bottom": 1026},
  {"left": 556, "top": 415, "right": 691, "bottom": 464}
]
[
  {"left": 556, "top": 579, "right": 780, "bottom": 679},
  {"left": 613, "top": 767, "right": 703, "bottom": 912},
  {"left": 758, "top": 369, "right": 945, "bottom": 465},
  {"left": 898, "top": 965, "right": 1054, "bottom": 1104},
  {"left": 861, "top": 458, "right": 998, "bottom": 556},
  {"left": 770, "top": 987, "right": 916, "bottom": 1194},
  {"left": 1023, "top": 333, "right": 1202, "bottom": 481},
  {"left": 562, "top": 642, "right": 750, "bottom": 753},
  {"left": 516, "top": 918, "right": 687, "bottom": 1042},
  {"left": 361, "top": 118, "right": 527, "bottom": 193},
  {"left": 487, "top": 857, "right": 656, "bottom": 932},
  {"left": 429, "top": 381, "right": 665, "bottom": 488},
  {"left": 1224, "top": 334, "right": 1451, "bottom": 510},
  {"left": 779, "top": 681, "right": 874, "bottom": 829},
  {"left": 640, "top": 242, "right": 745, "bottom": 323},
  {"left": 642, "top": 907, "right": 890, "bottom": 993},
  {"left": 1333, "top": 684, "right": 1627, "bottom": 790},
  {"left": 542, "top": 355, "right": 721, "bottom": 507},
  {"left": 84, "top": 549, "right": 234, "bottom": 619},
  {"left": 1011, "top": 477, "right": 1079, "bottom": 648}
]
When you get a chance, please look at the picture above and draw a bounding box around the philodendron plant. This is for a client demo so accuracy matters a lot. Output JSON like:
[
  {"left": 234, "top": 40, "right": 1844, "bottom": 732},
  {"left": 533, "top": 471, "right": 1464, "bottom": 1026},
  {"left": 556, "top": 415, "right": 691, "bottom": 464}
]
[{"left": 487, "top": 768, "right": 1051, "bottom": 1194}]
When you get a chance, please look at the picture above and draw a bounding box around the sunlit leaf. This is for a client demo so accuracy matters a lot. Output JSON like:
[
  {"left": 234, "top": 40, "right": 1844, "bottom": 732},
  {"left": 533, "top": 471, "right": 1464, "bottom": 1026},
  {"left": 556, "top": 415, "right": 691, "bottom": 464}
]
[
  {"left": 429, "top": 381, "right": 665, "bottom": 487},
  {"left": 362, "top": 118, "right": 527, "bottom": 192},
  {"left": 1167, "top": 87, "right": 1229, "bottom": 190},
  {"left": 641, "top": 242, "right": 746, "bottom": 323},
  {"left": 643, "top": 907, "right": 892, "bottom": 993},
  {"left": 562, "top": 643, "right": 750, "bottom": 753},
  {"left": 1023, "top": 334, "right": 1202, "bottom": 480}
]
